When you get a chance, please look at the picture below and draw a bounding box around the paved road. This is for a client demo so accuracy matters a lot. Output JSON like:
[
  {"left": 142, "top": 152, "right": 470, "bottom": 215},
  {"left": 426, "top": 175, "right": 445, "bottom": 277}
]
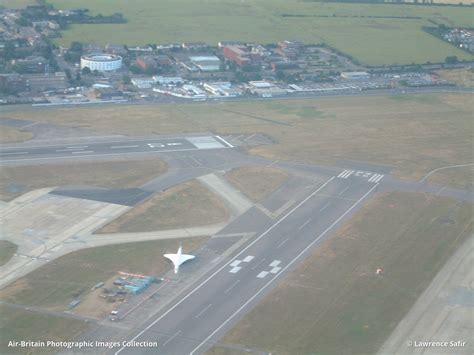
[
  {"left": 112, "top": 174, "right": 379, "bottom": 354},
  {"left": 0, "top": 135, "right": 233, "bottom": 162}
]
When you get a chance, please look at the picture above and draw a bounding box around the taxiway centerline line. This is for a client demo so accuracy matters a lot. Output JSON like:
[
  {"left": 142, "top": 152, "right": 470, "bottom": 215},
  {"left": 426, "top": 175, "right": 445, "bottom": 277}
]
[
  {"left": 189, "top": 183, "right": 379, "bottom": 355},
  {"left": 114, "top": 176, "right": 335, "bottom": 355},
  {"left": 298, "top": 218, "right": 312, "bottom": 230}
]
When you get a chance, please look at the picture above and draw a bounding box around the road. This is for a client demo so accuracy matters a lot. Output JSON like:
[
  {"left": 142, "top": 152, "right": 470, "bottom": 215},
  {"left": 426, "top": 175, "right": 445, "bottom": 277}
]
[
  {"left": 112, "top": 174, "right": 379, "bottom": 354},
  {"left": 0, "top": 135, "right": 233, "bottom": 162}
]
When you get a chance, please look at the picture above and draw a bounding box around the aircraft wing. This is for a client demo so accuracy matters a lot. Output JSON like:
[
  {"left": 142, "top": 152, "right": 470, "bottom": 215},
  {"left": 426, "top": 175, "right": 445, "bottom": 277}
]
[
  {"left": 164, "top": 253, "right": 180, "bottom": 264},
  {"left": 180, "top": 254, "right": 195, "bottom": 263}
]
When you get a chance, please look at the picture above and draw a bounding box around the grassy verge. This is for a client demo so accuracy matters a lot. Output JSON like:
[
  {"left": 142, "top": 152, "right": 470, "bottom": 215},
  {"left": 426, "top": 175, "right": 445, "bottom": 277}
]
[
  {"left": 0, "top": 237, "right": 207, "bottom": 313},
  {"left": 225, "top": 166, "right": 289, "bottom": 202},
  {"left": 0, "top": 241, "right": 17, "bottom": 267},
  {"left": 0, "top": 157, "right": 167, "bottom": 201},
  {"left": 0, "top": 127, "right": 33, "bottom": 144},
  {"left": 209, "top": 192, "right": 472, "bottom": 355},
  {"left": 97, "top": 179, "right": 228, "bottom": 233},
  {"left": 0, "top": 305, "right": 89, "bottom": 354},
  {"left": 5, "top": 93, "right": 472, "bottom": 187},
  {"left": 434, "top": 68, "right": 474, "bottom": 87}
]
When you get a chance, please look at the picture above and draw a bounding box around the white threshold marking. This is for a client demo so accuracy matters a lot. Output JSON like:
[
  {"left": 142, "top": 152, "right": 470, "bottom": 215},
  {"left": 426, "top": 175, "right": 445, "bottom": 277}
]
[
  {"left": 298, "top": 218, "right": 312, "bottom": 230},
  {"left": 162, "top": 330, "right": 182, "bottom": 347},
  {"left": 215, "top": 135, "right": 234, "bottom": 148},
  {"left": 224, "top": 279, "right": 241, "bottom": 294},
  {"left": 270, "top": 266, "right": 282, "bottom": 274},
  {"left": 251, "top": 258, "right": 266, "bottom": 270},
  {"left": 243, "top": 256, "right": 254, "bottom": 263},
  {"left": 71, "top": 150, "right": 94, "bottom": 154},
  {"left": 189, "top": 182, "right": 379, "bottom": 355},
  {"left": 276, "top": 238, "right": 289, "bottom": 249},
  {"left": 230, "top": 260, "right": 241, "bottom": 267},
  {"left": 269, "top": 260, "right": 281, "bottom": 267},
  {"left": 257, "top": 271, "right": 268, "bottom": 278},
  {"left": 338, "top": 186, "right": 350, "bottom": 196},
  {"left": 194, "top": 304, "right": 212, "bottom": 319},
  {"left": 229, "top": 266, "right": 241, "bottom": 274},
  {"left": 110, "top": 145, "right": 139, "bottom": 149},
  {"left": 319, "top": 202, "right": 331, "bottom": 212},
  {"left": 114, "top": 176, "right": 335, "bottom": 355}
]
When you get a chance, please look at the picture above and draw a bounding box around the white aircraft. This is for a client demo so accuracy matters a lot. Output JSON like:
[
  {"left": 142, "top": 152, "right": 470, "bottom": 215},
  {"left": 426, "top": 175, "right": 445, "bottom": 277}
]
[{"left": 163, "top": 245, "right": 195, "bottom": 274}]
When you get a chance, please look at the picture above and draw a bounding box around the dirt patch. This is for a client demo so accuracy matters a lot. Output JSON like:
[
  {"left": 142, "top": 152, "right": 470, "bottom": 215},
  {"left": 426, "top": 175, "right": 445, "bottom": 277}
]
[
  {"left": 0, "top": 241, "right": 17, "bottom": 267},
  {"left": 0, "top": 126, "right": 33, "bottom": 144},
  {"left": 225, "top": 166, "right": 289, "bottom": 202},
  {"left": 97, "top": 179, "right": 229, "bottom": 233}
]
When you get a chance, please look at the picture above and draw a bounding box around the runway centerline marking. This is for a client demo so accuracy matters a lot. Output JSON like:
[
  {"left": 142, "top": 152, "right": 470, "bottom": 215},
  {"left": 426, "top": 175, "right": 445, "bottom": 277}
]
[
  {"left": 66, "top": 146, "right": 88, "bottom": 149},
  {"left": 224, "top": 280, "right": 241, "bottom": 294},
  {"left": 276, "top": 238, "right": 289, "bottom": 249},
  {"left": 251, "top": 258, "right": 266, "bottom": 270},
  {"left": 298, "top": 218, "right": 312, "bottom": 230},
  {"left": 315, "top": 193, "right": 357, "bottom": 202},
  {"left": 194, "top": 304, "right": 213, "bottom": 319},
  {"left": 71, "top": 151, "right": 94, "bottom": 154},
  {"left": 319, "top": 202, "right": 331, "bottom": 212},
  {"left": 338, "top": 186, "right": 350, "bottom": 196},
  {"left": 189, "top": 182, "right": 379, "bottom": 355},
  {"left": 0, "top": 151, "right": 28, "bottom": 156},
  {"left": 114, "top": 176, "right": 335, "bottom": 355},
  {"left": 162, "top": 330, "right": 182, "bottom": 347},
  {"left": 110, "top": 145, "right": 139, "bottom": 149}
]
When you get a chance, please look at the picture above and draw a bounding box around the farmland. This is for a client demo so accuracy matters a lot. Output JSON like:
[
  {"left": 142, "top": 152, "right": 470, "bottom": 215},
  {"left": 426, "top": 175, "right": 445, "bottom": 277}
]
[
  {"left": 48, "top": 0, "right": 473, "bottom": 65},
  {"left": 209, "top": 192, "right": 473, "bottom": 355}
]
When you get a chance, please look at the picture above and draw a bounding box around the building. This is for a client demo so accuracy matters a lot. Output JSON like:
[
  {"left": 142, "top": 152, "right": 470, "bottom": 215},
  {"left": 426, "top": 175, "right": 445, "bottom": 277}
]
[
  {"left": 182, "top": 42, "right": 209, "bottom": 50},
  {"left": 189, "top": 56, "right": 221, "bottom": 72},
  {"left": 277, "top": 40, "right": 304, "bottom": 59},
  {"left": 153, "top": 76, "right": 183, "bottom": 85},
  {"left": 136, "top": 56, "right": 157, "bottom": 71},
  {"left": 248, "top": 81, "right": 287, "bottom": 97},
  {"left": 340, "top": 71, "right": 370, "bottom": 80},
  {"left": 105, "top": 44, "right": 127, "bottom": 56},
  {"left": 81, "top": 54, "right": 122, "bottom": 72},
  {"left": 0, "top": 74, "right": 27, "bottom": 94},
  {"left": 11, "top": 56, "right": 46, "bottom": 74},
  {"left": 24, "top": 72, "right": 67, "bottom": 92},
  {"left": 203, "top": 82, "right": 242, "bottom": 97},
  {"left": 223, "top": 45, "right": 261, "bottom": 67}
]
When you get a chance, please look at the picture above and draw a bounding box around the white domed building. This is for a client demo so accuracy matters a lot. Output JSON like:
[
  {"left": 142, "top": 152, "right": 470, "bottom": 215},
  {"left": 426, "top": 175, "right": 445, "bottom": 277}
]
[{"left": 80, "top": 54, "right": 122, "bottom": 72}]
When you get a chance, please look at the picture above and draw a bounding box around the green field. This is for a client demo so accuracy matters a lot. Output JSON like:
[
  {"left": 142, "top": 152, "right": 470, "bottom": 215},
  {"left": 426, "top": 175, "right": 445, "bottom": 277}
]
[
  {"left": 0, "top": 241, "right": 17, "bottom": 267},
  {"left": 209, "top": 192, "right": 473, "bottom": 354},
  {"left": 47, "top": 0, "right": 473, "bottom": 65}
]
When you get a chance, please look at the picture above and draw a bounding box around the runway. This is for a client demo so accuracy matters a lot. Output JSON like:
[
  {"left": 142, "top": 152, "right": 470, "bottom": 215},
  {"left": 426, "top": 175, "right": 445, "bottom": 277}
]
[
  {"left": 0, "top": 135, "right": 233, "bottom": 162},
  {"left": 112, "top": 175, "right": 379, "bottom": 354}
]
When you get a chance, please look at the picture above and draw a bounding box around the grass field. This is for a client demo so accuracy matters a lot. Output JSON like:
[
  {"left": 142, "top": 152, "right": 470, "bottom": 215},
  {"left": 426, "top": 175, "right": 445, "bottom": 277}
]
[
  {"left": 225, "top": 166, "right": 289, "bottom": 202},
  {"left": 208, "top": 192, "right": 473, "bottom": 355},
  {"left": 0, "top": 126, "right": 33, "bottom": 144},
  {"left": 6, "top": 93, "right": 472, "bottom": 187},
  {"left": 0, "top": 241, "right": 17, "bottom": 267},
  {"left": 0, "top": 305, "right": 89, "bottom": 354},
  {"left": 1, "top": 0, "right": 36, "bottom": 8},
  {"left": 47, "top": 0, "right": 473, "bottom": 65},
  {"left": 435, "top": 68, "right": 474, "bottom": 87},
  {"left": 97, "top": 179, "right": 229, "bottom": 233},
  {"left": 0, "top": 237, "right": 207, "bottom": 312},
  {"left": 0, "top": 157, "right": 167, "bottom": 201}
]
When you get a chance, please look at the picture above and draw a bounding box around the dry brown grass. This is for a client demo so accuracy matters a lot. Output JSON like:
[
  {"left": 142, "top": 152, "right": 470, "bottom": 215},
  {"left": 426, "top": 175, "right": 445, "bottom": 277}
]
[
  {"left": 435, "top": 68, "right": 474, "bottom": 87},
  {"left": 225, "top": 165, "right": 289, "bottom": 202},
  {"left": 211, "top": 192, "right": 473, "bottom": 355},
  {"left": 0, "top": 241, "right": 17, "bottom": 267},
  {"left": 0, "top": 157, "right": 167, "bottom": 201},
  {"left": 0, "top": 126, "right": 33, "bottom": 144},
  {"left": 97, "top": 179, "right": 229, "bottom": 233},
  {"left": 6, "top": 93, "right": 472, "bottom": 186}
]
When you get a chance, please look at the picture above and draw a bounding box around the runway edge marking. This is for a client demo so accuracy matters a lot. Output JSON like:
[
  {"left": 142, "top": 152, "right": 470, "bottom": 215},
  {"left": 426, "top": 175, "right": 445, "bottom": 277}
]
[
  {"left": 114, "top": 176, "right": 335, "bottom": 355},
  {"left": 189, "top": 182, "right": 379, "bottom": 355}
]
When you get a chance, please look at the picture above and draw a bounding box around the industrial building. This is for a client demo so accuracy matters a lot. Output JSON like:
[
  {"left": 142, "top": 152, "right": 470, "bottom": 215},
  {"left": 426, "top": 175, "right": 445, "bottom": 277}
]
[
  {"left": 223, "top": 45, "right": 261, "bottom": 67},
  {"left": 189, "top": 56, "right": 221, "bottom": 71},
  {"left": 340, "top": 71, "right": 370, "bottom": 80},
  {"left": 80, "top": 54, "right": 123, "bottom": 72}
]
